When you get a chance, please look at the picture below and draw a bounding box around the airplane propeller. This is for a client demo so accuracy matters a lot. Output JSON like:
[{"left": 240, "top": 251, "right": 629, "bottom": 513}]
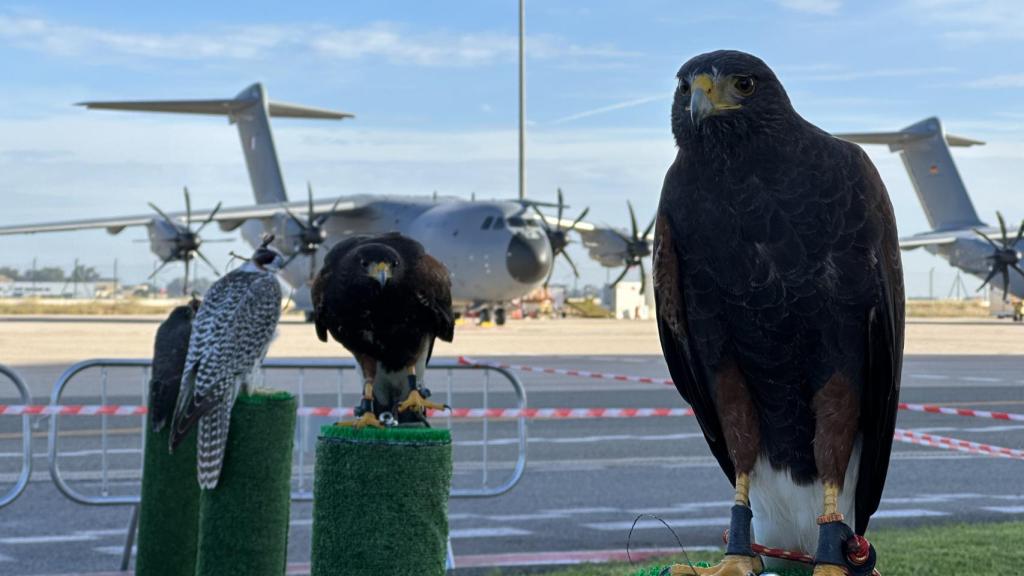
[
  {"left": 610, "top": 201, "right": 656, "bottom": 294},
  {"left": 974, "top": 210, "right": 1024, "bottom": 302},
  {"left": 279, "top": 183, "right": 345, "bottom": 282},
  {"left": 531, "top": 187, "right": 589, "bottom": 288},
  {"left": 147, "top": 187, "right": 225, "bottom": 295}
]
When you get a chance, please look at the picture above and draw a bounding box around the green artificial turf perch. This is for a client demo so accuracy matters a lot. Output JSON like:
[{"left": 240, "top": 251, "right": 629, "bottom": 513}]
[
  {"left": 195, "top": 390, "right": 297, "bottom": 576},
  {"left": 135, "top": 417, "right": 200, "bottom": 576},
  {"left": 312, "top": 425, "right": 453, "bottom": 576}
]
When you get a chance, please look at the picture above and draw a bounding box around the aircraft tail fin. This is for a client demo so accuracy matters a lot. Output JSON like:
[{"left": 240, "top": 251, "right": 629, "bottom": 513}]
[
  {"left": 79, "top": 83, "right": 353, "bottom": 205},
  {"left": 835, "top": 117, "right": 984, "bottom": 231}
]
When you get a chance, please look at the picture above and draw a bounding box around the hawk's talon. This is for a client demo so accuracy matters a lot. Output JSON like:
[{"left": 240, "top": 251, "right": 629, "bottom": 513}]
[
  {"left": 336, "top": 411, "right": 383, "bottom": 429},
  {"left": 398, "top": 389, "right": 448, "bottom": 414}
]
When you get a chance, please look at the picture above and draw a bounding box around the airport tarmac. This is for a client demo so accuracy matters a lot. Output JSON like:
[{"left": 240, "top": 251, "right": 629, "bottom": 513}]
[{"left": 0, "top": 318, "right": 1022, "bottom": 574}]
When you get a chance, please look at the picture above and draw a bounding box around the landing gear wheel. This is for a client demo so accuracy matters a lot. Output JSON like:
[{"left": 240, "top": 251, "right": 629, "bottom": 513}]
[
  {"left": 494, "top": 307, "right": 506, "bottom": 326},
  {"left": 479, "top": 308, "right": 492, "bottom": 324}
]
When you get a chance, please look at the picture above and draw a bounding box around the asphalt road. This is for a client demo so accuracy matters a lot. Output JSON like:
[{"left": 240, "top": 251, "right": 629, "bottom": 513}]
[{"left": 0, "top": 354, "right": 1022, "bottom": 574}]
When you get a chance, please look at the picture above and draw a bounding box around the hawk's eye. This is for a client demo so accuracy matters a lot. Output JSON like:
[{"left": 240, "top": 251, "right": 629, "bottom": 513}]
[
  {"left": 359, "top": 258, "right": 367, "bottom": 267},
  {"left": 677, "top": 78, "right": 690, "bottom": 95},
  {"left": 734, "top": 75, "right": 755, "bottom": 96}
]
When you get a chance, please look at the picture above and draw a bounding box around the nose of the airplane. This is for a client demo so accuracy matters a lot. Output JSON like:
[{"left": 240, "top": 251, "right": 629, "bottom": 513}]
[{"left": 506, "top": 232, "right": 551, "bottom": 284}]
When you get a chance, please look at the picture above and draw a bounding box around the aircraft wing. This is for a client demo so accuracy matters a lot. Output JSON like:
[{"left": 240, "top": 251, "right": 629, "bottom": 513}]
[{"left": 0, "top": 197, "right": 364, "bottom": 236}]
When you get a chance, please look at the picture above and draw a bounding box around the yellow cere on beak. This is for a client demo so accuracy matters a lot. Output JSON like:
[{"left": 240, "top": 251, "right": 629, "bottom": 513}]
[
  {"left": 690, "top": 73, "right": 742, "bottom": 125},
  {"left": 369, "top": 262, "right": 391, "bottom": 287}
]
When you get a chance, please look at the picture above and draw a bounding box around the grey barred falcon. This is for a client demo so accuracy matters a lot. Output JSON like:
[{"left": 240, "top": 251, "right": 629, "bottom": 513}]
[
  {"left": 653, "top": 50, "right": 903, "bottom": 576},
  {"left": 169, "top": 238, "right": 284, "bottom": 489}
]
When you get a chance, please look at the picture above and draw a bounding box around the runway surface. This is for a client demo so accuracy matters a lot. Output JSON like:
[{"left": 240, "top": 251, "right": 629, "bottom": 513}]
[{"left": 1, "top": 353, "right": 1023, "bottom": 574}]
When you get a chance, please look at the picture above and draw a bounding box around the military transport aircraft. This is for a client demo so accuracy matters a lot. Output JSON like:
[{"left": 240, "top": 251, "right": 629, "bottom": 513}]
[
  {"left": 0, "top": 83, "right": 647, "bottom": 323},
  {"left": 838, "top": 117, "right": 1024, "bottom": 301}
]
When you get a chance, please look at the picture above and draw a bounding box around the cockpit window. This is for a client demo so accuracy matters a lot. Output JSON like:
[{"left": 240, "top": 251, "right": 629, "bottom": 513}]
[
  {"left": 508, "top": 216, "right": 525, "bottom": 227},
  {"left": 481, "top": 216, "right": 494, "bottom": 230},
  {"left": 493, "top": 217, "right": 506, "bottom": 230}
]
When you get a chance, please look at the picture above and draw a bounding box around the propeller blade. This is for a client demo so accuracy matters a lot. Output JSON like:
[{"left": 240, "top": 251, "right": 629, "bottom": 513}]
[
  {"left": 194, "top": 250, "right": 221, "bottom": 277},
  {"left": 314, "top": 195, "right": 347, "bottom": 227},
  {"left": 997, "top": 211, "right": 1008, "bottom": 246},
  {"left": 282, "top": 204, "right": 308, "bottom": 230},
  {"left": 627, "top": 201, "right": 639, "bottom": 240},
  {"left": 1012, "top": 262, "right": 1024, "bottom": 280},
  {"left": 147, "top": 202, "right": 175, "bottom": 226},
  {"left": 1002, "top": 268, "right": 1011, "bottom": 301},
  {"left": 1014, "top": 218, "right": 1024, "bottom": 251},
  {"left": 309, "top": 249, "right": 318, "bottom": 282},
  {"left": 147, "top": 259, "right": 170, "bottom": 280},
  {"left": 973, "top": 228, "right": 1001, "bottom": 251},
  {"left": 639, "top": 259, "right": 648, "bottom": 295},
  {"left": 611, "top": 228, "right": 632, "bottom": 246},
  {"left": 183, "top": 257, "right": 190, "bottom": 296},
  {"left": 307, "top": 182, "right": 315, "bottom": 226},
  {"left": 978, "top": 265, "right": 1001, "bottom": 291},
  {"left": 561, "top": 250, "right": 580, "bottom": 278},
  {"left": 281, "top": 251, "right": 300, "bottom": 271},
  {"left": 194, "top": 201, "right": 222, "bottom": 235},
  {"left": 641, "top": 214, "right": 657, "bottom": 241},
  {"left": 611, "top": 264, "right": 632, "bottom": 287},
  {"left": 556, "top": 188, "right": 564, "bottom": 230},
  {"left": 530, "top": 204, "right": 552, "bottom": 232},
  {"left": 543, "top": 262, "right": 555, "bottom": 289},
  {"left": 568, "top": 207, "right": 590, "bottom": 232},
  {"left": 184, "top": 187, "right": 192, "bottom": 229}
]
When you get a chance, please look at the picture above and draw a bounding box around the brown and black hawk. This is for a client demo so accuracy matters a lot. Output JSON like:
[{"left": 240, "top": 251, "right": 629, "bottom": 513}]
[
  {"left": 654, "top": 50, "right": 904, "bottom": 576},
  {"left": 312, "top": 232, "right": 455, "bottom": 428}
]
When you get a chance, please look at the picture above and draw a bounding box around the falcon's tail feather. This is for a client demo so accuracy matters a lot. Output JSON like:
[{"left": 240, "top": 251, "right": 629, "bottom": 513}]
[
  {"left": 197, "top": 402, "right": 231, "bottom": 489},
  {"left": 168, "top": 365, "right": 218, "bottom": 452}
]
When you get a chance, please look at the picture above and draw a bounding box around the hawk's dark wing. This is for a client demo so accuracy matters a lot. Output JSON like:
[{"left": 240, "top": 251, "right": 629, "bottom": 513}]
[
  {"left": 654, "top": 162, "right": 736, "bottom": 485},
  {"left": 853, "top": 148, "right": 905, "bottom": 535},
  {"left": 414, "top": 253, "right": 455, "bottom": 344}
]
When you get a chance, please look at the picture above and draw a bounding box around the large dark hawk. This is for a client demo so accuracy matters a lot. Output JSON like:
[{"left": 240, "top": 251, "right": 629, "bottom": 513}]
[
  {"left": 312, "top": 232, "right": 455, "bottom": 428},
  {"left": 654, "top": 50, "right": 903, "bottom": 576}
]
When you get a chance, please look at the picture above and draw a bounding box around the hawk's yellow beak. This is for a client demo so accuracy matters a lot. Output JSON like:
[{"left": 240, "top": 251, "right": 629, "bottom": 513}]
[
  {"left": 690, "top": 74, "right": 741, "bottom": 125},
  {"left": 368, "top": 262, "right": 391, "bottom": 287}
]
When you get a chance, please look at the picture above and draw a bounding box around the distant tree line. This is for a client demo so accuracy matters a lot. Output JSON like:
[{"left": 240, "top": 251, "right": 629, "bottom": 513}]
[{"left": 0, "top": 264, "right": 101, "bottom": 282}]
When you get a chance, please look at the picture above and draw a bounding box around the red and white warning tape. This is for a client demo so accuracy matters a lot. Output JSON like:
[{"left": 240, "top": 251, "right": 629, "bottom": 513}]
[
  {"left": 0, "top": 404, "right": 694, "bottom": 419},
  {"left": 2, "top": 402, "right": 1022, "bottom": 422},
  {"left": 2, "top": 406, "right": 1021, "bottom": 460},
  {"left": 458, "top": 356, "right": 675, "bottom": 386},
  {"left": 893, "top": 429, "right": 1024, "bottom": 460},
  {"left": 898, "top": 402, "right": 1024, "bottom": 422}
]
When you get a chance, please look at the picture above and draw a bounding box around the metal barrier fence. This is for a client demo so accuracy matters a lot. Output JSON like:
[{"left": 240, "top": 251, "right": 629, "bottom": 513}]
[
  {"left": 0, "top": 363, "right": 31, "bottom": 509},
  {"left": 48, "top": 357, "right": 527, "bottom": 505},
  {"left": 47, "top": 357, "right": 527, "bottom": 570}
]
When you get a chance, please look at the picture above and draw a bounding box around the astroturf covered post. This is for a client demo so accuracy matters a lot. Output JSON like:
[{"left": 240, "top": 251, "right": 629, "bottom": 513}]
[
  {"left": 135, "top": 420, "right": 199, "bottom": 576},
  {"left": 311, "top": 426, "right": 453, "bottom": 576},
  {"left": 195, "top": 391, "right": 297, "bottom": 576}
]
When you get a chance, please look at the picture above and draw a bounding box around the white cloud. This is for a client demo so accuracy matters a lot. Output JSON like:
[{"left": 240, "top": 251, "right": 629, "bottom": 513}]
[
  {"left": 0, "top": 13, "right": 635, "bottom": 67},
  {"left": 967, "top": 74, "right": 1024, "bottom": 88},
  {"left": 774, "top": 0, "right": 842, "bottom": 15},
  {"left": 908, "top": 0, "right": 1024, "bottom": 41}
]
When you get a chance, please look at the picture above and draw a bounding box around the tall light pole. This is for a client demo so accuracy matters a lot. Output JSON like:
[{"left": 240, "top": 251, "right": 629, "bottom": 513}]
[{"left": 518, "top": 0, "right": 526, "bottom": 200}]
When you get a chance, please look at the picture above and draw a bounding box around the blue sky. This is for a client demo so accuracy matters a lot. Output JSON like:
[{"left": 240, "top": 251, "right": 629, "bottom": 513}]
[{"left": 1, "top": 0, "right": 1024, "bottom": 296}]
